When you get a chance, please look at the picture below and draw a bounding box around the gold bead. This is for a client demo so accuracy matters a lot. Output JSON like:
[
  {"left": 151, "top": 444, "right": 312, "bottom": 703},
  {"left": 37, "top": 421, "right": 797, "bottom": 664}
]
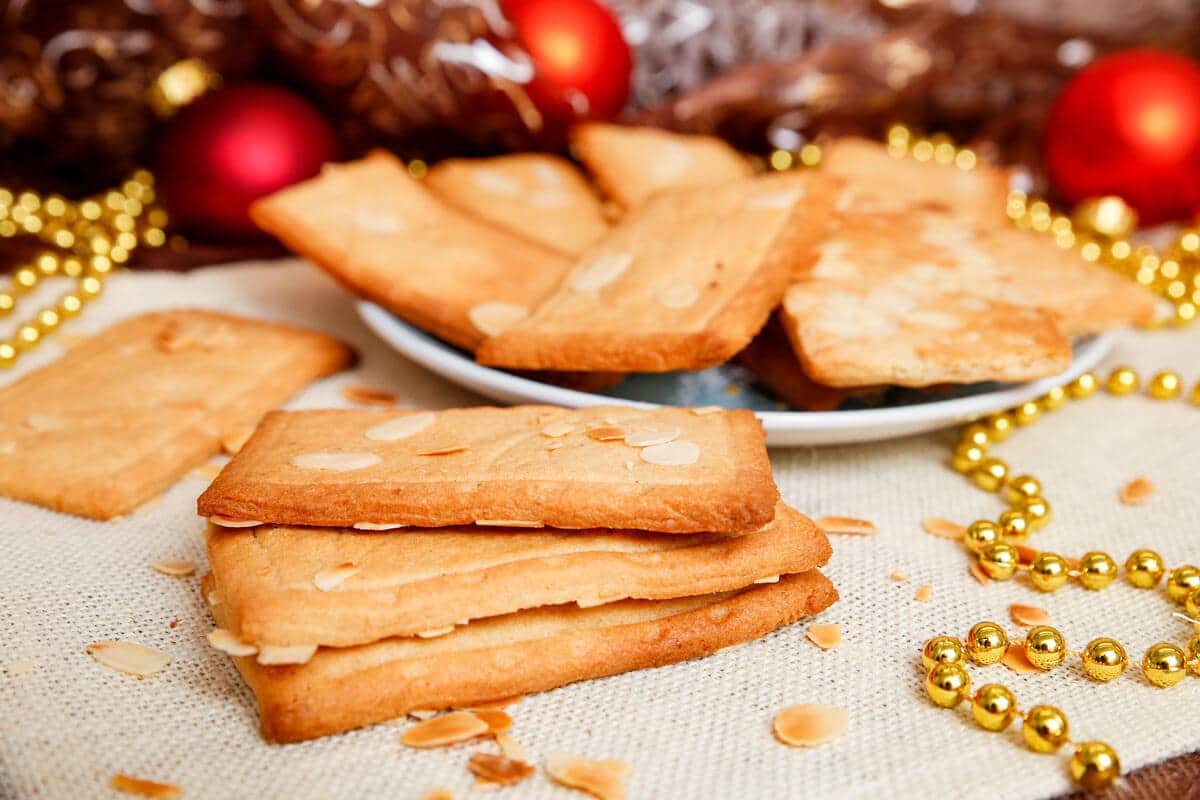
[
  {"left": 921, "top": 636, "right": 966, "bottom": 671},
  {"left": 1013, "top": 401, "right": 1041, "bottom": 426},
  {"left": 965, "top": 621, "right": 1008, "bottom": 666},
  {"left": 1077, "top": 551, "right": 1118, "bottom": 590},
  {"left": 1166, "top": 565, "right": 1200, "bottom": 603},
  {"left": 951, "top": 443, "right": 986, "bottom": 473},
  {"left": 79, "top": 276, "right": 103, "bottom": 300},
  {"left": 972, "top": 458, "right": 1009, "bottom": 492},
  {"left": 13, "top": 324, "right": 40, "bottom": 351},
  {"left": 0, "top": 292, "right": 14, "bottom": 316},
  {"left": 1148, "top": 370, "right": 1182, "bottom": 399},
  {"left": 984, "top": 412, "right": 1014, "bottom": 441},
  {"left": 1184, "top": 588, "right": 1200, "bottom": 627},
  {"left": 1125, "top": 549, "right": 1166, "bottom": 588},
  {"left": 35, "top": 253, "right": 59, "bottom": 276},
  {"left": 12, "top": 266, "right": 38, "bottom": 292},
  {"left": 1081, "top": 638, "right": 1128, "bottom": 682},
  {"left": 1186, "top": 634, "right": 1200, "bottom": 675},
  {"left": 979, "top": 542, "right": 1020, "bottom": 581},
  {"left": 997, "top": 509, "right": 1031, "bottom": 543},
  {"left": 963, "top": 520, "right": 1001, "bottom": 554},
  {"left": 1003, "top": 475, "right": 1041, "bottom": 504},
  {"left": 960, "top": 423, "right": 991, "bottom": 448},
  {"left": 0, "top": 341, "right": 16, "bottom": 369},
  {"left": 1022, "top": 705, "right": 1070, "bottom": 753},
  {"left": 1023, "top": 625, "right": 1068, "bottom": 670},
  {"left": 925, "top": 662, "right": 971, "bottom": 708},
  {"left": 1039, "top": 385, "right": 1068, "bottom": 410},
  {"left": 1142, "top": 642, "right": 1187, "bottom": 687},
  {"left": 34, "top": 308, "right": 60, "bottom": 333},
  {"left": 1069, "top": 742, "right": 1121, "bottom": 790},
  {"left": 1192, "top": 381, "right": 1200, "bottom": 406},
  {"left": 1018, "top": 496, "right": 1052, "bottom": 530},
  {"left": 62, "top": 257, "right": 83, "bottom": 278},
  {"left": 971, "top": 684, "right": 1018, "bottom": 732},
  {"left": 58, "top": 294, "right": 82, "bottom": 318},
  {"left": 1029, "top": 552, "right": 1070, "bottom": 592},
  {"left": 1106, "top": 366, "right": 1139, "bottom": 395},
  {"left": 1070, "top": 371, "right": 1099, "bottom": 398}
]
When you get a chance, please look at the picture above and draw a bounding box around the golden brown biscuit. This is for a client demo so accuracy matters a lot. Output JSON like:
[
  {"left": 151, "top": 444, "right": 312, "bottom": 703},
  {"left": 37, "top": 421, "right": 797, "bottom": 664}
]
[
  {"left": 250, "top": 151, "right": 570, "bottom": 352},
  {"left": 570, "top": 123, "right": 752, "bottom": 209},
  {"left": 424, "top": 154, "right": 609, "bottom": 256},
  {"left": 204, "top": 570, "right": 838, "bottom": 743},
  {"left": 735, "top": 315, "right": 849, "bottom": 411},
  {"left": 0, "top": 310, "right": 351, "bottom": 520},
  {"left": 198, "top": 405, "right": 778, "bottom": 533},
  {"left": 205, "top": 503, "right": 830, "bottom": 647},
  {"left": 475, "top": 171, "right": 842, "bottom": 373}
]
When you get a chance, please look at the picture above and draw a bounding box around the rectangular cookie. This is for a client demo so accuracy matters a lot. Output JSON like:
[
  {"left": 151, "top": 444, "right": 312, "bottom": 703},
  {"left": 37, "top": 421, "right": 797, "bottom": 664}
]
[
  {"left": 735, "top": 315, "right": 848, "bottom": 411},
  {"left": 424, "top": 153, "right": 610, "bottom": 256},
  {"left": 475, "top": 171, "right": 842, "bottom": 372},
  {"left": 204, "top": 570, "right": 838, "bottom": 743},
  {"left": 205, "top": 502, "right": 829, "bottom": 648},
  {"left": 250, "top": 151, "right": 570, "bottom": 352},
  {"left": 0, "top": 310, "right": 351, "bottom": 520},
  {"left": 198, "top": 405, "right": 778, "bottom": 533},
  {"left": 570, "top": 123, "right": 753, "bottom": 209}
]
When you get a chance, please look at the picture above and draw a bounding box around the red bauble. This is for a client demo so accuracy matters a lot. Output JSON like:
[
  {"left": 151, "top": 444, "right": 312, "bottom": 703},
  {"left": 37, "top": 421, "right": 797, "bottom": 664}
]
[
  {"left": 503, "top": 0, "right": 632, "bottom": 125},
  {"left": 156, "top": 84, "right": 337, "bottom": 241},
  {"left": 1044, "top": 49, "right": 1200, "bottom": 226}
]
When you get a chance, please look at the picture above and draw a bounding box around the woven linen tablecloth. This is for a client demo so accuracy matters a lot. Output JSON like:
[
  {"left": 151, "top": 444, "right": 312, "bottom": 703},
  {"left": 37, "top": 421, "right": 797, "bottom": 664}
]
[{"left": 2, "top": 260, "right": 1198, "bottom": 800}]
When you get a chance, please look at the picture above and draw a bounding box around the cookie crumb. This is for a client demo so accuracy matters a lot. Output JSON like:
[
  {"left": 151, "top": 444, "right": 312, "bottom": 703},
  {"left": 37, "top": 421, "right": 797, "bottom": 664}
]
[
  {"left": 806, "top": 624, "right": 842, "bottom": 650},
  {"left": 110, "top": 773, "right": 182, "bottom": 799},
  {"left": 401, "top": 711, "right": 489, "bottom": 748},
  {"left": 914, "top": 584, "right": 933, "bottom": 602}
]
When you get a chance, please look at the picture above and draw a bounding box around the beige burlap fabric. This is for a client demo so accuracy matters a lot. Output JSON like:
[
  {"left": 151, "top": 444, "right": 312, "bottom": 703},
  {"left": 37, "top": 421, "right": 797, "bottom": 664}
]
[{"left": 1, "top": 261, "right": 1197, "bottom": 799}]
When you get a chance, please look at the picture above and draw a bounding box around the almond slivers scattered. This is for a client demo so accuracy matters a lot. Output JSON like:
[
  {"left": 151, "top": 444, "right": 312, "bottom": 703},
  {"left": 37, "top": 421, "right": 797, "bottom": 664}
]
[
  {"left": 922, "top": 517, "right": 965, "bottom": 540},
  {"left": 587, "top": 426, "right": 626, "bottom": 441},
  {"left": 401, "top": 711, "right": 489, "bottom": 748},
  {"left": 468, "top": 301, "right": 529, "bottom": 337},
  {"left": 623, "top": 428, "right": 680, "bottom": 448},
  {"left": 151, "top": 561, "right": 195, "bottom": 577},
  {"left": 417, "top": 445, "right": 468, "bottom": 456},
  {"left": 473, "top": 709, "right": 512, "bottom": 734},
  {"left": 968, "top": 562, "right": 991, "bottom": 586},
  {"left": 1001, "top": 642, "right": 1041, "bottom": 674},
  {"left": 1009, "top": 603, "right": 1050, "bottom": 627},
  {"left": 208, "top": 515, "right": 261, "bottom": 528},
  {"left": 639, "top": 440, "right": 699, "bottom": 466},
  {"left": 495, "top": 732, "right": 531, "bottom": 761},
  {"left": 1120, "top": 477, "right": 1154, "bottom": 505},
  {"left": 806, "top": 623, "right": 842, "bottom": 650},
  {"left": 365, "top": 412, "right": 435, "bottom": 441},
  {"left": 421, "top": 789, "right": 454, "bottom": 800},
  {"left": 545, "top": 753, "right": 631, "bottom": 800},
  {"left": 341, "top": 383, "right": 397, "bottom": 407},
  {"left": 465, "top": 694, "right": 525, "bottom": 711},
  {"left": 773, "top": 704, "right": 848, "bottom": 748},
  {"left": 468, "top": 752, "right": 535, "bottom": 787},
  {"left": 313, "top": 563, "right": 360, "bottom": 592},
  {"left": 541, "top": 422, "right": 576, "bottom": 438},
  {"left": 207, "top": 628, "right": 257, "bottom": 657},
  {"left": 110, "top": 773, "right": 182, "bottom": 799},
  {"left": 816, "top": 516, "right": 877, "bottom": 536},
  {"left": 914, "top": 584, "right": 933, "bottom": 602},
  {"left": 86, "top": 641, "right": 171, "bottom": 679},
  {"left": 256, "top": 644, "right": 318, "bottom": 665}
]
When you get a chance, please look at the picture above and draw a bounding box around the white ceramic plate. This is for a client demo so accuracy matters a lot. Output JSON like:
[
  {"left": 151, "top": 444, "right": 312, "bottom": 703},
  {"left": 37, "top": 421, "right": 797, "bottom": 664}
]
[{"left": 358, "top": 302, "right": 1115, "bottom": 446}]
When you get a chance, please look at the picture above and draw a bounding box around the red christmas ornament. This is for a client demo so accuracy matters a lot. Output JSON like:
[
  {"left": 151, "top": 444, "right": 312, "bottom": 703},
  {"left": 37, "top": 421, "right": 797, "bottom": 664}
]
[
  {"left": 502, "top": 0, "right": 633, "bottom": 125},
  {"left": 156, "top": 84, "right": 337, "bottom": 241},
  {"left": 1044, "top": 49, "right": 1200, "bottom": 226}
]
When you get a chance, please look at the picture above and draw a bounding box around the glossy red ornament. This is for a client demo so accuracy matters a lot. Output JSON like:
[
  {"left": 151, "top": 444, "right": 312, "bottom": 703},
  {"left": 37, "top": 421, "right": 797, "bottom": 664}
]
[
  {"left": 1044, "top": 49, "right": 1200, "bottom": 226},
  {"left": 156, "top": 84, "right": 337, "bottom": 241}
]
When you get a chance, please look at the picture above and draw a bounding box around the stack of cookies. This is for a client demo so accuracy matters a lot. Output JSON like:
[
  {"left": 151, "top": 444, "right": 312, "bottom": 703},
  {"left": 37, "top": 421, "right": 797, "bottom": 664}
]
[{"left": 197, "top": 405, "right": 836, "bottom": 743}]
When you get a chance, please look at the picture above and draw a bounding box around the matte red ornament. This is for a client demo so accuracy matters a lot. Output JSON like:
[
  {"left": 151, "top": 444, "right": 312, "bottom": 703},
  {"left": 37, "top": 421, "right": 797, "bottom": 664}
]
[
  {"left": 1044, "top": 49, "right": 1200, "bottom": 226},
  {"left": 156, "top": 84, "right": 337, "bottom": 241}
]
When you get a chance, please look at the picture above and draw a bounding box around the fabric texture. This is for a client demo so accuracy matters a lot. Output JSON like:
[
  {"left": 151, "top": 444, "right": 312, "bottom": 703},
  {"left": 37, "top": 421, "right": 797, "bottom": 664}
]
[{"left": 1, "top": 260, "right": 1197, "bottom": 799}]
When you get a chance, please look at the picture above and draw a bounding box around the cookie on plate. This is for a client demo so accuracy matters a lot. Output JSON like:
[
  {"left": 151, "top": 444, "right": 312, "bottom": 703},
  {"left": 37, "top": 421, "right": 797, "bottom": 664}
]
[{"left": 735, "top": 315, "right": 848, "bottom": 411}]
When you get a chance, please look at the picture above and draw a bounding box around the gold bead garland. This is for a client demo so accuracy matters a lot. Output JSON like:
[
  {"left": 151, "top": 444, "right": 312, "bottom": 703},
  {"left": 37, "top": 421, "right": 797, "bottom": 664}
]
[{"left": 0, "top": 172, "right": 169, "bottom": 368}]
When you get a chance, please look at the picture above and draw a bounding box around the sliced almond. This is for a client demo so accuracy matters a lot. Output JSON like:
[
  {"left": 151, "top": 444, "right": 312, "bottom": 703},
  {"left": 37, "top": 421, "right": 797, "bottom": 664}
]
[
  {"left": 806, "top": 623, "right": 842, "bottom": 650},
  {"left": 151, "top": 561, "right": 195, "bottom": 577},
  {"left": 409, "top": 709, "right": 439, "bottom": 721},
  {"left": 569, "top": 251, "right": 633, "bottom": 292},
  {"left": 208, "top": 516, "right": 261, "bottom": 528},
  {"left": 915, "top": 584, "right": 933, "bottom": 602},
  {"left": 653, "top": 281, "right": 700, "bottom": 309},
  {"left": 290, "top": 451, "right": 381, "bottom": 471},
  {"left": 473, "top": 709, "right": 512, "bottom": 734},
  {"left": 417, "top": 445, "right": 468, "bottom": 456},
  {"left": 689, "top": 406, "right": 723, "bottom": 416},
  {"left": 220, "top": 425, "right": 255, "bottom": 455},
  {"left": 1009, "top": 603, "right": 1050, "bottom": 627},
  {"left": 474, "top": 519, "right": 543, "bottom": 528},
  {"left": 753, "top": 575, "right": 781, "bottom": 584},
  {"left": 110, "top": 773, "right": 182, "bottom": 799},
  {"left": 206, "top": 628, "right": 257, "bottom": 657},
  {"left": 816, "top": 516, "right": 877, "bottom": 536},
  {"left": 495, "top": 732, "right": 530, "bottom": 762},
  {"left": 401, "top": 711, "right": 489, "bottom": 748},
  {"left": 1120, "top": 477, "right": 1154, "bottom": 505},
  {"left": 586, "top": 426, "right": 626, "bottom": 442},
  {"left": 546, "top": 441, "right": 566, "bottom": 452},
  {"left": 639, "top": 439, "right": 699, "bottom": 466},
  {"left": 26, "top": 414, "right": 66, "bottom": 432},
  {"left": 256, "top": 643, "right": 317, "bottom": 665},
  {"left": 86, "top": 641, "right": 171, "bottom": 679},
  {"left": 968, "top": 562, "right": 991, "bottom": 586},
  {"left": 313, "top": 563, "right": 360, "bottom": 592},
  {"left": 468, "top": 752, "right": 535, "bottom": 787},
  {"left": 1015, "top": 544, "right": 1040, "bottom": 566},
  {"left": 922, "top": 518, "right": 965, "bottom": 540},
  {"left": 773, "top": 704, "right": 849, "bottom": 748},
  {"left": 889, "top": 570, "right": 909, "bottom": 582},
  {"left": 468, "top": 301, "right": 529, "bottom": 337},
  {"left": 623, "top": 428, "right": 680, "bottom": 448},
  {"left": 541, "top": 421, "right": 576, "bottom": 438},
  {"left": 341, "top": 383, "right": 397, "bottom": 407},
  {"left": 1001, "top": 642, "right": 1041, "bottom": 674},
  {"left": 365, "top": 412, "right": 435, "bottom": 441},
  {"left": 464, "top": 695, "right": 525, "bottom": 711},
  {"left": 352, "top": 522, "right": 407, "bottom": 530},
  {"left": 421, "top": 789, "right": 453, "bottom": 800},
  {"left": 417, "top": 626, "right": 455, "bottom": 639},
  {"left": 545, "top": 753, "right": 631, "bottom": 800}
]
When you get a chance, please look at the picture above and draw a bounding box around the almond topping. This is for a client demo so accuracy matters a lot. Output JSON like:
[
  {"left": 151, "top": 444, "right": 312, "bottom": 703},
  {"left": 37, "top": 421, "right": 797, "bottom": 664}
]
[
  {"left": 365, "top": 412, "right": 435, "bottom": 441},
  {"left": 753, "top": 575, "right": 780, "bottom": 584},
  {"left": 1001, "top": 642, "right": 1041, "bottom": 674},
  {"left": 689, "top": 405, "right": 723, "bottom": 415},
  {"left": 1015, "top": 544, "right": 1040, "bottom": 566},
  {"left": 473, "top": 709, "right": 512, "bottom": 734},
  {"left": 468, "top": 302, "right": 529, "bottom": 337},
  {"left": 495, "top": 732, "right": 530, "bottom": 762},
  {"left": 26, "top": 414, "right": 66, "bottom": 432},
  {"left": 313, "top": 563, "right": 360, "bottom": 592},
  {"left": 816, "top": 516, "right": 877, "bottom": 536},
  {"left": 401, "top": 711, "right": 489, "bottom": 748},
  {"left": 639, "top": 439, "right": 699, "bottom": 466},
  {"left": 546, "top": 441, "right": 566, "bottom": 451},
  {"left": 409, "top": 709, "right": 439, "bottom": 721},
  {"left": 922, "top": 517, "right": 965, "bottom": 540},
  {"left": 1009, "top": 603, "right": 1050, "bottom": 627},
  {"left": 468, "top": 752, "right": 535, "bottom": 787},
  {"left": 773, "top": 704, "right": 849, "bottom": 747},
  {"left": 474, "top": 519, "right": 544, "bottom": 528},
  {"left": 341, "top": 383, "right": 397, "bottom": 407},
  {"left": 290, "top": 451, "right": 381, "bottom": 471},
  {"left": 417, "top": 445, "right": 468, "bottom": 456},
  {"left": 110, "top": 773, "right": 182, "bottom": 799},
  {"left": 915, "top": 584, "right": 933, "bottom": 602},
  {"left": 86, "top": 641, "right": 172, "bottom": 679},
  {"left": 587, "top": 426, "right": 626, "bottom": 441},
  {"left": 541, "top": 421, "right": 576, "bottom": 437},
  {"left": 256, "top": 644, "right": 318, "bottom": 665},
  {"left": 151, "top": 561, "right": 195, "bottom": 577},
  {"left": 623, "top": 428, "right": 680, "bottom": 448},
  {"left": 208, "top": 515, "right": 261, "bottom": 528},
  {"left": 890, "top": 570, "right": 909, "bottom": 582},
  {"left": 653, "top": 281, "right": 700, "bottom": 309},
  {"left": 969, "top": 562, "right": 991, "bottom": 586},
  {"left": 1120, "top": 477, "right": 1154, "bottom": 505},
  {"left": 569, "top": 252, "right": 633, "bottom": 292},
  {"left": 220, "top": 425, "right": 254, "bottom": 455},
  {"left": 207, "top": 628, "right": 257, "bottom": 657},
  {"left": 352, "top": 522, "right": 408, "bottom": 530},
  {"left": 417, "top": 626, "right": 455, "bottom": 639},
  {"left": 806, "top": 623, "right": 842, "bottom": 650},
  {"left": 545, "top": 753, "right": 631, "bottom": 800}
]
